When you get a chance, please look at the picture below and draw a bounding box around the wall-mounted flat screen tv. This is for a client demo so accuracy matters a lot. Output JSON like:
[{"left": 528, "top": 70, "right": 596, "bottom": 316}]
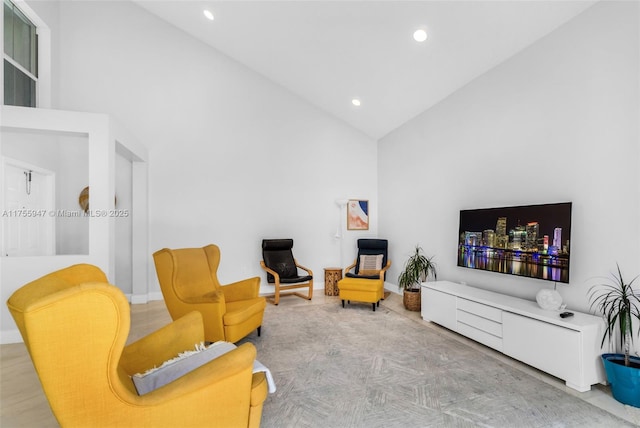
[{"left": 458, "top": 202, "right": 572, "bottom": 284}]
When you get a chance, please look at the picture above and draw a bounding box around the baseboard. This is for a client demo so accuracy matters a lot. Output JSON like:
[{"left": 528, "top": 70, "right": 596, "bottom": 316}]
[
  {"left": 129, "top": 294, "right": 147, "bottom": 304},
  {"left": 386, "top": 285, "right": 401, "bottom": 295},
  {"left": 148, "top": 291, "right": 164, "bottom": 301}
]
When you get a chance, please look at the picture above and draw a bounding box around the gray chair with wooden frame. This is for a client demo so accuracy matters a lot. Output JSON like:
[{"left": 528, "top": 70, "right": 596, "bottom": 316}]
[{"left": 260, "top": 239, "right": 313, "bottom": 305}]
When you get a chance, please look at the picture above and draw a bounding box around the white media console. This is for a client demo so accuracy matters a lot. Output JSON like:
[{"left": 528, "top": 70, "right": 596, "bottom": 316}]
[{"left": 421, "top": 281, "right": 606, "bottom": 392}]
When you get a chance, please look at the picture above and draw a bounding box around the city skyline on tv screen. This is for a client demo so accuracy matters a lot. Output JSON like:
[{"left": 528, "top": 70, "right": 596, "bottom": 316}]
[{"left": 457, "top": 202, "right": 572, "bottom": 283}]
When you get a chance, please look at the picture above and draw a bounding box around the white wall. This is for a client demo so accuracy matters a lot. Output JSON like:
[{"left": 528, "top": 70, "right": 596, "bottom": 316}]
[
  {"left": 54, "top": 0, "right": 378, "bottom": 294},
  {"left": 28, "top": 0, "right": 636, "bottom": 328},
  {"left": 379, "top": 0, "right": 639, "bottom": 330}
]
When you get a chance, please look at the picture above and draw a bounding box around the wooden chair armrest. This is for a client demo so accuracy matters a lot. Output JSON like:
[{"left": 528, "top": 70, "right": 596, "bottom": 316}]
[
  {"left": 344, "top": 260, "right": 357, "bottom": 276},
  {"left": 294, "top": 260, "right": 313, "bottom": 277},
  {"left": 260, "top": 261, "right": 281, "bottom": 283},
  {"left": 379, "top": 260, "right": 392, "bottom": 280}
]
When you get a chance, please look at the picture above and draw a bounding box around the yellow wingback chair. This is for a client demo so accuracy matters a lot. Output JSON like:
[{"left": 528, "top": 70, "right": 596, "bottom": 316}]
[
  {"left": 153, "top": 245, "right": 267, "bottom": 343},
  {"left": 6, "top": 264, "right": 267, "bottom": 428}
]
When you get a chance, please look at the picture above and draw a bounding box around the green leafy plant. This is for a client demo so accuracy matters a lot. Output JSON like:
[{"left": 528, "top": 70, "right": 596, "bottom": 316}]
[
  {"left": 397, "top": 245, "right": 437, "bottom": 292},
  {"left": 588, "top": 264, "right": 640, "bottom": 367}
]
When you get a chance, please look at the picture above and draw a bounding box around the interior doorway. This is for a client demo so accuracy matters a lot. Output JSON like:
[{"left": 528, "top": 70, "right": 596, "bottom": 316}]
[
  {"left": 114, "top": 152, "right": 133, "bottom": 295},
  {"left": 2, "top": 158, "right": 55, "bottom": 256}
]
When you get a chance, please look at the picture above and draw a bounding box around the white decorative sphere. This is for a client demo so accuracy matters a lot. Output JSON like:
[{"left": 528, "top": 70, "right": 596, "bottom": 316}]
[{"left": 536, "top": 289, "right": 563, "bottom": 310}]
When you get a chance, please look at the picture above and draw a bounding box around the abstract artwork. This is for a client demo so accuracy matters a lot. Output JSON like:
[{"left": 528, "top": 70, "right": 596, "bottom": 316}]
[{"left": 347, "top": 199, "right": 369, "bottom": 230}]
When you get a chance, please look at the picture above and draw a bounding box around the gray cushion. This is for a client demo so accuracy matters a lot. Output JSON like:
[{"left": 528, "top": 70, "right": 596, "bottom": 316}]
[{"left": 132, "top": 341, "right": 236, "bottom": 395}]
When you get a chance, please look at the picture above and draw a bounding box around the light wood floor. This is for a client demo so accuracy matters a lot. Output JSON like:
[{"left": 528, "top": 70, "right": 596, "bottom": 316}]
[{"left": 2, "top": 291, "right": 639, "bottom": 427}]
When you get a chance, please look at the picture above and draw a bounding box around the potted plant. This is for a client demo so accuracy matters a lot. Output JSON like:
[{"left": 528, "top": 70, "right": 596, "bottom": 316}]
[
  {"left": 588, "top": 263, "right": 640, "bottom": 408},
  {"left": 397, "top": 245, "right": 437, "bottom": 312}
]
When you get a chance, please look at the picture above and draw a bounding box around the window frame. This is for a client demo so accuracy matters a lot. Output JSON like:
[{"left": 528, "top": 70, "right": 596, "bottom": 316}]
[{"left": 2, "top": 0, "right": 51, "bottom": 108}]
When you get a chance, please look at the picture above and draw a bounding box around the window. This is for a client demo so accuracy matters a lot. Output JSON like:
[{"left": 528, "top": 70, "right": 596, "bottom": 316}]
[{"left": 4, "top": 0, "right": 38, "bottom": 107}]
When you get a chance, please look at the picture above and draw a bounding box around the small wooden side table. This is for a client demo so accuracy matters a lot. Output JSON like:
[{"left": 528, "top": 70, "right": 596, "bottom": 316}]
[{"left": 324, "top": 267, "right": 342, "bottom": 296}]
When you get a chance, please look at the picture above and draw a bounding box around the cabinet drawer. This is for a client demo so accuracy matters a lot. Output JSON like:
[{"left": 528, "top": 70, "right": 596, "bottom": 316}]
[
  {"left": 457, "top": 309, "right": 502, "bottom": 338},
  {"left": 503, "top": 312, "right": 581, "bottom": 384},
  {"left": 458, "top": 322, "right": 503, "bottom": 352},
  {"left": 422, "top": 288, "right": 457, "bottom": 331},
  {"left": 457, "top": 298, "right": 502, "bottom": 323}
]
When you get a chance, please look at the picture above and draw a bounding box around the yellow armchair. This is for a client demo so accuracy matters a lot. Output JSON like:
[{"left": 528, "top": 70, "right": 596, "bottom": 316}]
[
  {"left": 153, "top": 244, "right": 267, "bottom": 343},
  {"left": 6, "top": 264, "right": 267, "bottom": 428}
]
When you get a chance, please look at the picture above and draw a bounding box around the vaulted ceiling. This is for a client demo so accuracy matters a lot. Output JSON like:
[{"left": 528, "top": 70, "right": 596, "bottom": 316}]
[{"left": 134, "top": 1, "right": 597, "bottom": 139}]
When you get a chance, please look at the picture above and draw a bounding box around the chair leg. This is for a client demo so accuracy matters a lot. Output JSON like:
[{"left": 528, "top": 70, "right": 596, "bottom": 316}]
[
  {"left": 377, "top": 301, "right": 380, "bottom": 307},
  {"left": 257, "top": 326, "right": 261, "bottom": 337},
  {"left": 372, "top": 303, "right": 376, "bottom": 311},
  {"left": 342, "top": 299, "right": 345, "bottom": 308}
]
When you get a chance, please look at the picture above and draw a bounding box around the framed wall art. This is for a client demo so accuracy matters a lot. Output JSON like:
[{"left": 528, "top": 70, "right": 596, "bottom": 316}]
[{"left": 347, "top": 199, "right": 369, "bottom": 230}]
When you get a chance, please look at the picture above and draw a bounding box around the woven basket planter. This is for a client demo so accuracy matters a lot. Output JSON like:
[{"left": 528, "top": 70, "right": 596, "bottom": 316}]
[{"left": 403, "top": 289, "right": 421, "bottom": 312}]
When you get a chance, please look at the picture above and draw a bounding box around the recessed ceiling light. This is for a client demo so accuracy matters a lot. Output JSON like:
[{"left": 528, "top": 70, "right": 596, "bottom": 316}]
[
  {"left": 351, "top": 98, "right": 361, "bottom": 107},
  {"left": 413, "top": 29, "right": 428, "bottom": 42},
  {"left": 203, "top": 10, "right": 214, "bottom": 21}
]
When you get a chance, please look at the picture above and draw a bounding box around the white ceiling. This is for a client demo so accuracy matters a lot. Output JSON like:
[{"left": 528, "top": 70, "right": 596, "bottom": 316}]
[{"left": 133, "top": 0, "right": 597, "bottom": 139}]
